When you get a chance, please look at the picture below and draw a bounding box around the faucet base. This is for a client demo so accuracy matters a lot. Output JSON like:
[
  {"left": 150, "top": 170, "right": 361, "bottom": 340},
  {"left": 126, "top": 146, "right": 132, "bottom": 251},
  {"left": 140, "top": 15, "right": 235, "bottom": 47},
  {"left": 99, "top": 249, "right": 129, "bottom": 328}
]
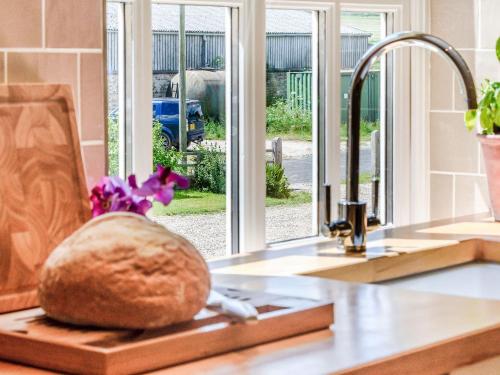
[
  {"left": 344, "top": 244, "right": 367, "bottom": 253},
  {"left": 338, "top": 201, "right": 367, "bottom": 253}
]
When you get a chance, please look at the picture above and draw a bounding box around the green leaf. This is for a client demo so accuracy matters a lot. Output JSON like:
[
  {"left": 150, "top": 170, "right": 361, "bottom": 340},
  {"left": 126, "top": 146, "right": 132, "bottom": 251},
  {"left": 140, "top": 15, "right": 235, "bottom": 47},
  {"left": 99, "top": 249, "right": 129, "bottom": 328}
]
[
  {"left": 465, "top": 109, "right": 477, "bottom": 131},
  {"left": 480, "top": 108, "right": 494, "bottom": 134},
  {"left": 496, "top": 37, "right": 500, "bottom": 62}
]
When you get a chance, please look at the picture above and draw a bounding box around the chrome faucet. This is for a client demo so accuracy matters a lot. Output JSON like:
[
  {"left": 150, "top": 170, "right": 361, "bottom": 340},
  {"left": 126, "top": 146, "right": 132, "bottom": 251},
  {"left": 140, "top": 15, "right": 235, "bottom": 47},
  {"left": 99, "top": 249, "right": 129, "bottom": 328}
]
[{"left": 322, "top": 31, "right": 478, "bottom": 253}]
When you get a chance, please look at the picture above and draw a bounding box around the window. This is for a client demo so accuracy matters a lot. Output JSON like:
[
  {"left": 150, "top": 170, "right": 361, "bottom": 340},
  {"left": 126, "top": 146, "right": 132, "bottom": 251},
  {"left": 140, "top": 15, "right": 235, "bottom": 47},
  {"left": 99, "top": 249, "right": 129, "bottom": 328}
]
[
  {"left": 105, "top": 0, "right": 410, "bottom": 256},
  {"left": 339, "top": 10, "right": 393, "bottom": 225},
  {"left": 264, "top": 8, "right": 320, "bottom": 244},
  {"left": 146, "top": 4, "right": 236, "bottom": 260},
  {"left": 106, "top": 2, "right": 121, "bottom": 176},
  {"left": 106, "top": 0, "right": 132, "bottom": 178}
]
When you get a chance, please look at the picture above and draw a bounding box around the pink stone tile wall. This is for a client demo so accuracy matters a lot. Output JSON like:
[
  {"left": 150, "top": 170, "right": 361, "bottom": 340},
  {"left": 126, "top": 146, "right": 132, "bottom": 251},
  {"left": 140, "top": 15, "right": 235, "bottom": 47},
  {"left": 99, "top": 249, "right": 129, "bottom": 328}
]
[
  {"left": 0, "top": 52, "right": 4, "bottom": 83},
  {"left": 429, "top": 0, "right": 499, "bottom": 220},
  {"left": 0, "top": 0, "right": 106, "bottom": 190},
  {"left": 0, "top": 0, "right": 42, "bottom": 48},
  {"left": 45, "top": 0, "right": 103, "bottom": 49}
]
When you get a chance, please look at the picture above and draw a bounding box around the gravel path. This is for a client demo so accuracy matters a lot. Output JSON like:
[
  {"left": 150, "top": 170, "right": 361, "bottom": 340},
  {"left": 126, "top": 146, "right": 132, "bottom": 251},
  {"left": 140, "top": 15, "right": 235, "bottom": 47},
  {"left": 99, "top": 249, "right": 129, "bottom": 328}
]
[
  {"left": 163, "top": 140, "right": 375, "bottom": 258},
  {"left": 153, "top": 212, "right": 227, "bottom": 259},
  {"left": 152, "top": 184, "right": 372, "bottom": 259}
]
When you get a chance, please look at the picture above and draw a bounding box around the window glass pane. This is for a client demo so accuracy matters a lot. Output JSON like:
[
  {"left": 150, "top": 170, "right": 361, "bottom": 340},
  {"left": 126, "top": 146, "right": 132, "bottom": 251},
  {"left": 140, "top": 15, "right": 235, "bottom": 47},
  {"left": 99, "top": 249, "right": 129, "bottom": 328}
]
[
  {"left": 340, "top": 11, "right": 391, "bottom": 224},
  {"left": 106, "top": 2, "right": 121, "bottom": 177},
  {"left": 148, "top": 4, "right": 230, "bottom": 260},
  {"left": 265, "top": 9, "right": 317, "bottom": 244}
]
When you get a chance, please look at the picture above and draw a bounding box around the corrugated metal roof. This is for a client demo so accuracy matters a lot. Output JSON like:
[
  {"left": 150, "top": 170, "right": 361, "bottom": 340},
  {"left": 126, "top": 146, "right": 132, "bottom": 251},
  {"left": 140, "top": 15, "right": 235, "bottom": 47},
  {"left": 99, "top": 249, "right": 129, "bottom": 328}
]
[
  {"left": 341, "top": 12, "right": 382, "bottom": 43},
  {"left": 107, "top": 5, "right": 371, "bottom": 36}
]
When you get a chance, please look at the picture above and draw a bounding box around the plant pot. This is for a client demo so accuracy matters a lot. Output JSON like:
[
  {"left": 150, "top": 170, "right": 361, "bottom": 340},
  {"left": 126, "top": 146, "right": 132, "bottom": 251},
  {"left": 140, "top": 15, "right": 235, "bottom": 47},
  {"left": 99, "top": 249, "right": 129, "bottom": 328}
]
[{"left": 478, "top": 135, "right": 500, "bottom": 221}]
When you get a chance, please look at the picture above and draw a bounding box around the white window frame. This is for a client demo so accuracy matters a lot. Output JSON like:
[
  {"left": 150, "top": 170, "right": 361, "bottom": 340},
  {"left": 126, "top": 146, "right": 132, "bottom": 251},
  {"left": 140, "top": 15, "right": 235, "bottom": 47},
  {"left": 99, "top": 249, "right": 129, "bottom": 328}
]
[
  {"left": 409, "top": 0, "right": 430, "bottom": 224},
  {"left": 108, "top": 0, "right": 428, "bottom": 256}
]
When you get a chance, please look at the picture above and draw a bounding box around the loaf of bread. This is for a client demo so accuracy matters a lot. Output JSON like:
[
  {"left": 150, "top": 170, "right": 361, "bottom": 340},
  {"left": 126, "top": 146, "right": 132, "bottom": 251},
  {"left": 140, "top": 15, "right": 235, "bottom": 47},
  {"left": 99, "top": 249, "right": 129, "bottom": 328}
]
[{"left": 38, "top": 212, "right": 211, "bottom": 329}]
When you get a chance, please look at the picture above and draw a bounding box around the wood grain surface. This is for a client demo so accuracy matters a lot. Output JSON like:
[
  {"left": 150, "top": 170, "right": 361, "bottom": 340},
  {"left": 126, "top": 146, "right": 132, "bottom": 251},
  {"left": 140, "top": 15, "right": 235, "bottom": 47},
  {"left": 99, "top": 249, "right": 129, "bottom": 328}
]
[
  {"left": 0, "top": 84, "right": 91, "bottom": 313},
  {"left": 0, "top": 287, "right": 333, "bottom": 375},
  {"left": 0, "top": 215, "right": 499, "bottom": 374}
]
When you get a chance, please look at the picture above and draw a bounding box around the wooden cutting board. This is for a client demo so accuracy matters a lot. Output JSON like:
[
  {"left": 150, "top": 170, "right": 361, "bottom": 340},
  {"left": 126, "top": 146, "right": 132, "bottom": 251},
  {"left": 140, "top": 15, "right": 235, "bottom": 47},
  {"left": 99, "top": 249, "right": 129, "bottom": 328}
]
[
  {"left": 0, "top": 84, "right": 91, "bottom": 313},
  {"left": 0, "top": 287, "right": 334, "bottom": 375}
]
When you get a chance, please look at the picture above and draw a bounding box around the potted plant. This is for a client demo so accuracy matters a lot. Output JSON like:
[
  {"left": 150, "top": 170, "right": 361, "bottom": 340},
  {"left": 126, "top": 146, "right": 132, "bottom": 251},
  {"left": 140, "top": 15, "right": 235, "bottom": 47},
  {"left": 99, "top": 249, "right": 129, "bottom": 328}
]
[{"left": 465, "top": 37, "right": 500, "bottom": 220}]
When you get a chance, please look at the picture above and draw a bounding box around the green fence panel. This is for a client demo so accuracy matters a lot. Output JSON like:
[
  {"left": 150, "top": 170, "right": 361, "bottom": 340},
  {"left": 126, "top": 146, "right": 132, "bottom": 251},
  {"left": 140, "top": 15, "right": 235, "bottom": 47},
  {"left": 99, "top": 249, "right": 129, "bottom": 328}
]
[
  {"left": 340, "top": 71, "right": 380, "bottom": 123},
  {"left": 287, "top": 72, "right": 312, "bottom": 111},
  {"left": 286, "top": 71, "right": 380, "bottom": 124}
]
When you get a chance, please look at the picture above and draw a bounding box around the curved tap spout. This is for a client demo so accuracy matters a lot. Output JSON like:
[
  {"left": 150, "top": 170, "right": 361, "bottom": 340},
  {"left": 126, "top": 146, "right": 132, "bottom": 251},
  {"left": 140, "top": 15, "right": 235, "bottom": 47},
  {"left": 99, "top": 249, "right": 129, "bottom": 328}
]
[
  {"left": 324, "top": 31, "right": 478, "bottom": 253},
  {"left": 347, "top": 31, "right": 477, "bottom": 203}
]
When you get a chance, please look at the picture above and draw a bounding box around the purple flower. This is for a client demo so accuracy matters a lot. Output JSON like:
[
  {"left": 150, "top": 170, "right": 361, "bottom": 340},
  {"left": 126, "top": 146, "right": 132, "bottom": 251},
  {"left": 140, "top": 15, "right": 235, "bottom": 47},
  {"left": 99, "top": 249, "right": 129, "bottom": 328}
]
[
  {"left": 131, "top": 165, "right": 190, "bottom": 205},
  {"left": 90, "top": 176, "right": 152, "bottom": 217},
  {"left": 89, "top": 166, "right": 188, "bottom": 218}
]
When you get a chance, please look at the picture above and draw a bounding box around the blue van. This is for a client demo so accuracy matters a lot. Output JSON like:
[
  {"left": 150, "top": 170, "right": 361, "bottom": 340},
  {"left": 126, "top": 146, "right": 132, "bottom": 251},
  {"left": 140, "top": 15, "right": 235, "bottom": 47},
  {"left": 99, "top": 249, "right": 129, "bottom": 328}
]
[{"left": 152, "top": 98, "right": 205, "bottom": 149}]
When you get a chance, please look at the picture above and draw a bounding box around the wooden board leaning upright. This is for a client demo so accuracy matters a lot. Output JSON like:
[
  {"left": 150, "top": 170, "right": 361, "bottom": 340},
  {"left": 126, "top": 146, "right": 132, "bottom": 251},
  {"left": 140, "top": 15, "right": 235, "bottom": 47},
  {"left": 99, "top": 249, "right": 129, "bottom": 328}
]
[{"left": 0, "top": 84, "right": 91, "bottom": 313}]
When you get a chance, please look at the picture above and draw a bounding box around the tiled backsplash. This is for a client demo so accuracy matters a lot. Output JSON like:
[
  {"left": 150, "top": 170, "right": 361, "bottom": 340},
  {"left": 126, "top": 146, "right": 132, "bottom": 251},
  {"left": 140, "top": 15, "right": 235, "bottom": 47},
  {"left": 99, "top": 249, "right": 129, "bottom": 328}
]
[
  {"left": 0, "top": 0, "right": 106, "bottom": 189},
  {"left": 429, "top": 0, "right": 500, "bottom": 220}
]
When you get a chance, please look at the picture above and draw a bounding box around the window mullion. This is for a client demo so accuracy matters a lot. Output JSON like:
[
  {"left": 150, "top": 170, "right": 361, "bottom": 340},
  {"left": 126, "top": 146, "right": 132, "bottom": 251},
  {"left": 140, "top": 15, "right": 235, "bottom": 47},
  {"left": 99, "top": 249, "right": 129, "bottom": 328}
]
[
  {"left": 238, "top": 0, "right": 267, "bottom": 252},
  {"left": 325, "top": 4, "right": 341, "bottom": 221},
  {"left": 131, "top": 0, "right": 153, "bottom": 182},
  {"left": 227, "top": 7, "right": 240, "bottom": 255}
]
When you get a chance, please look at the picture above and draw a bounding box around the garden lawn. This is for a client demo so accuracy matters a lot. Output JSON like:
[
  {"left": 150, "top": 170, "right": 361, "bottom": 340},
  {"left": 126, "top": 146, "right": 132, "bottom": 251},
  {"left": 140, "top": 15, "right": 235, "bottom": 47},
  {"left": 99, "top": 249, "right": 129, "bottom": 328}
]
[
  {"left": 152, "top": 190, "right": 312, "bottom": 216},
  {"left": 342, "top": 172, "right": 372, "bottom": 185},
  {"left": 266, "top": 131, "right": 312, "bottom": 142}
]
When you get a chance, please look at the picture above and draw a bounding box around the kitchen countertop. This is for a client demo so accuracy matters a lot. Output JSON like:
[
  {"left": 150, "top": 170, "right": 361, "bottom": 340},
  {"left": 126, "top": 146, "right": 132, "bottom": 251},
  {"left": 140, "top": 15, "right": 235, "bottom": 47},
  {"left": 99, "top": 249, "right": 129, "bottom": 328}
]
[
  {"left": 209, "top": 213, "right": 500, "bottom": 275},
  {"left": 2, "top": 213, "right": 500, "bottom": 374}
]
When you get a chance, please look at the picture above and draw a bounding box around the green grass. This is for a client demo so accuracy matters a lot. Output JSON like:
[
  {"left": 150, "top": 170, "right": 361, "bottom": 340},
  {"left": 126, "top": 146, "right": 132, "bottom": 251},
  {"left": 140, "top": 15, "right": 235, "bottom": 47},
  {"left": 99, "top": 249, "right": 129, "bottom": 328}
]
[
  {"left": 266, "top": 131, "right": 312, "bottom": 142},
  {"left": 204, "top": 120, "right": 225, "bottom": 140},
  {"left": 267, "top": 122, "right": 379, "bottom": 142},
  {"left": 340, "top": 12, "right": 382, "bottom": 44},
  {"left": 152, "top": 190, "right": 312, "bottom": 216},
  {"left": 203, "top": 111, "right": 379, "bottom": 143},
  {"left": 341, "top": 172, "right": 372, "bottom": 185},
  {"left": 107, "top": 118, "right": 119, "bottom": 176},
  {"left": 340, "top": 121, "right": 380, "bottom": 142},
  {"left": 266, "top": 191, "right": 311, "bottom": 207},
  {"left": 268, "top": 122, "right": 380, "bottom": 142}
]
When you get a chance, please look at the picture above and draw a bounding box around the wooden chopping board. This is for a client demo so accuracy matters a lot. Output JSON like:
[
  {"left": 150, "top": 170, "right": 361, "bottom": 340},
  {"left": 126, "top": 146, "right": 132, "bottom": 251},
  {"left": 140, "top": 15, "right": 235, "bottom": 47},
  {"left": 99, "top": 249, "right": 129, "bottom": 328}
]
[
  {"left": 0, "top": 84, "right": 91, "bottom": 313},
  {"left": 0, "top": 287, "right": 334, "bottom": 375}
]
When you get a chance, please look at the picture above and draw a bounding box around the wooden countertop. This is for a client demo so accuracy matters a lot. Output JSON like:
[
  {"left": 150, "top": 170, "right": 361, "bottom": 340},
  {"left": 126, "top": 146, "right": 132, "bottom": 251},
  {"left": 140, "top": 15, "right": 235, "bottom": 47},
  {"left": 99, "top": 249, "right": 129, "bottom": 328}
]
[
  {"left": 209, "top": 213, "right": 500, "bottom": 275},
  {"left": 2, "top": 214, "right": 500, "bottom": 374}
]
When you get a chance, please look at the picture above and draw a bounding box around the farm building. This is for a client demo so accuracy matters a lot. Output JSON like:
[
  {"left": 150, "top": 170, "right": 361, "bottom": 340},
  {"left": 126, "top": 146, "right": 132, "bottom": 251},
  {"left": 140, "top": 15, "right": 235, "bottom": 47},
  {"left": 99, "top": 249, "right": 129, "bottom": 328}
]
[
  {"left": 107, "top": 6, "right": 373, "bottom": 73},
  {"left": 107, "top": 6, "right": 379, "bottom": 122}
]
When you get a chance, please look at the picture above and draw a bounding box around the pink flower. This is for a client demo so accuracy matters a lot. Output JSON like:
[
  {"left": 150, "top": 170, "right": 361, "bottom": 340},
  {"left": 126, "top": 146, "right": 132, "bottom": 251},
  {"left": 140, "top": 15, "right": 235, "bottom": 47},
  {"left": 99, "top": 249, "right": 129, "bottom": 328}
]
[
  {"left": 90, "top": 176, "right": 152, "bottom": 217},
  {"left": 89, "top": 166, "right": 189, "bottom": 218},
  {"left": 131, "top": 165, "right": 189, "bottom": 205}
]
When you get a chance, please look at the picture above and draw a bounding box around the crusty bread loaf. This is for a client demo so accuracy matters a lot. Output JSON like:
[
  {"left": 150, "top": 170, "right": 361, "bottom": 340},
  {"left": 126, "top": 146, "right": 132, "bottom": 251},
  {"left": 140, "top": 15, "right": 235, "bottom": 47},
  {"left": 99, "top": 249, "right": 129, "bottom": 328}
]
[{"left": 38, "top": 212, "right": 211, "bottom": 329}]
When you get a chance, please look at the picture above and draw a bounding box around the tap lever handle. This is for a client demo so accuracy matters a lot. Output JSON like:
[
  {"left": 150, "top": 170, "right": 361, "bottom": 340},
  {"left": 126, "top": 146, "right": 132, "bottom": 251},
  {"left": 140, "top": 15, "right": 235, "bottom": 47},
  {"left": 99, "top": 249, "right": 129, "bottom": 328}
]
[
  {"left": 367, "top": 214, "right": 381, "bottom": 232},
  {"left": 321, "top": 219, "right": 352, "bottom": 238},
  {"left": 370, "top": 130, "right": 380, "bottom": 178},
  {"left": 370, "top": 130, "right": 380, "bottom": 218},
  {"left": 371, "top": 178, "right": 379, "bottom": 218},
  {"left": 324, "top": 184, "right": 331, "bottom": 224}
]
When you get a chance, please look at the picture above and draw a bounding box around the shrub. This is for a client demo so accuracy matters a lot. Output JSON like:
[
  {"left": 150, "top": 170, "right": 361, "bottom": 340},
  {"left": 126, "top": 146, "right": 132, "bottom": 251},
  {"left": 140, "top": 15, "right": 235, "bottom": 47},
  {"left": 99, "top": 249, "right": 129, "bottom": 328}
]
[
  {"left": 266, "top": 163, "right": 291, "bottom": 199},
  {"left": 107, "top": 117, "right": 119, "bottom": 176},
  {"left": 108, "top": 119, "right": 184, "bottom": 175},
  {"left": 205, "top": 120, "right": 226, "bottom": 140},
  {"left": 152, "top": 121, "right": 184, "bottom": 171},
  {"left": 266, "top": 100, "right": 312, "bottom": 137},
  {"left": 192, "top": 144, "right": 226, "bottom": 194}
]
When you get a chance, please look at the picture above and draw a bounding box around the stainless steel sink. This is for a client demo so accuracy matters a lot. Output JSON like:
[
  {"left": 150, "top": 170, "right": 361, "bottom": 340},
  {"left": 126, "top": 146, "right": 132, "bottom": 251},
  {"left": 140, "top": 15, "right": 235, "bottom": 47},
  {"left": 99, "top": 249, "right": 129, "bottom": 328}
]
[{"left": 378, "top": 262, "right": 500, "bottom": 300}]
